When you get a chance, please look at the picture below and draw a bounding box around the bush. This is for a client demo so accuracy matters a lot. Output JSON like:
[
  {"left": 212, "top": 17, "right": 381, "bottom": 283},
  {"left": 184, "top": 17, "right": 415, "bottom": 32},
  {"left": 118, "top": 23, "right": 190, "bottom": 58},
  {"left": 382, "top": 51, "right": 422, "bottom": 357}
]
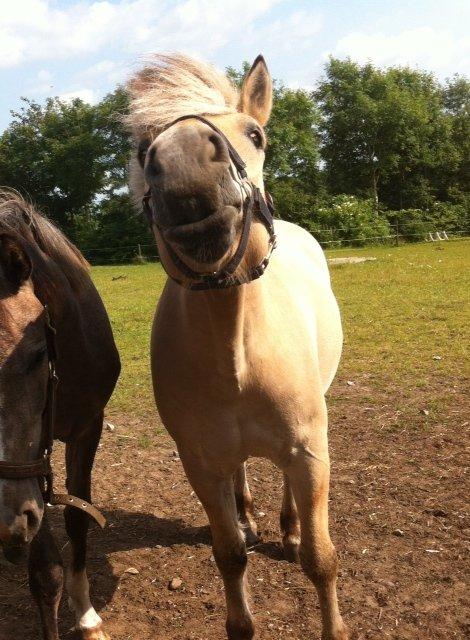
[
  {"left": 72, "top": 193, "right": 154, "bottom": 264},
  {"left": 388, "top": 200, "right": 469, "bottom": 241},
  {"left": 312, "top": 196, "right": 391, "bottom": 246}
]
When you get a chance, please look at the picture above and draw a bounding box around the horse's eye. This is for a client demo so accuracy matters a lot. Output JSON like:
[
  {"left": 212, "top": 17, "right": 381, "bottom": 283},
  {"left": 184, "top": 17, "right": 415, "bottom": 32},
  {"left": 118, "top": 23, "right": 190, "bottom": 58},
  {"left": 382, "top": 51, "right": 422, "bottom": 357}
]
[
  {"left": 137, "top": 138, "right": 151, "bottom": 167},
  {"left": 27, "top": 347, "right": 47, "bottom": 373},
  {"left": 249, "top": 129, "right": 263, "bottom": 149}
]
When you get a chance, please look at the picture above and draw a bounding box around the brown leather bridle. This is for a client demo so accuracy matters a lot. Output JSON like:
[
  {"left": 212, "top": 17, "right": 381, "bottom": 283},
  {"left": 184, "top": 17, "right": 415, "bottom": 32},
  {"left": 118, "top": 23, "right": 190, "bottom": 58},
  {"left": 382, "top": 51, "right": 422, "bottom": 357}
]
[
  {"left": 0, "top": 307, "right": 106, "bottom": 530},
  {"left": 142, "top": 115, "right": 277, "bottom": 290}
]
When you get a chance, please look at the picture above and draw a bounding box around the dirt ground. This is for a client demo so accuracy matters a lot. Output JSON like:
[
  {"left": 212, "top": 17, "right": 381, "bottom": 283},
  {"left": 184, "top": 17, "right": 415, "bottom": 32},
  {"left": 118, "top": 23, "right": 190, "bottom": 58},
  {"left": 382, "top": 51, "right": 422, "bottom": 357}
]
[{"left": 0, "top": 375, "right": 468, "bottom": 640}]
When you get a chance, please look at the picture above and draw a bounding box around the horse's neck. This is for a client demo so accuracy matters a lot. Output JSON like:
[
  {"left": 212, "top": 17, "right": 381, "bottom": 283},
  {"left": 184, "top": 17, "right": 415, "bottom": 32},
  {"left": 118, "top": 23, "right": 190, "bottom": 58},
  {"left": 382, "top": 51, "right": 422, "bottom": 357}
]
[{"left": 182, "top": 283, "right": 260, "bottom": 377}]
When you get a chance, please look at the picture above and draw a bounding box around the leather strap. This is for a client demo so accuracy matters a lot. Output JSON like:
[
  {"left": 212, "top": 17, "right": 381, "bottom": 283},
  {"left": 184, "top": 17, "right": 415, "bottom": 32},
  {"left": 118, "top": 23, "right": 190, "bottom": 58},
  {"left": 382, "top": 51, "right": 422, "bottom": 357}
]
[
  {"left": 0, "top": 458, "right": 49, "bottom": 479},
  {"left": 50, "top": 494, "right": 106, "bottom": 529}
]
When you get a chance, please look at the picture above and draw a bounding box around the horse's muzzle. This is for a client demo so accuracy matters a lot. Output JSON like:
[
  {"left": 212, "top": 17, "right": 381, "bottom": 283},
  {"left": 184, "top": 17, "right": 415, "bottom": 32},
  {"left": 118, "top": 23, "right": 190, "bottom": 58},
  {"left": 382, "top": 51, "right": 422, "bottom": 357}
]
[{"left": 163, "top": 205, "right": 240, "bottom": 262}]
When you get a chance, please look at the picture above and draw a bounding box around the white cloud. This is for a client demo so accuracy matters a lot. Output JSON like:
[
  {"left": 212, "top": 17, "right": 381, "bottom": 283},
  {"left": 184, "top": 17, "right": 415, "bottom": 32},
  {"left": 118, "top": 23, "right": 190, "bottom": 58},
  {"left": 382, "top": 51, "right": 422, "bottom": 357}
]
[
  {"left": 75, "top": 59, "right": 128, "bottom": 86},
  {"left": 59, "top": 88, "right": 97, "bottom": 104},
  {"left": 332, "top": 27, "right": 470, "bottom": 75},
  {"left": 241, "top": 9, "right": 323, "bottom": 55},
  {"left": 0, "top": 0, "right": 283, "bottom": 69}
]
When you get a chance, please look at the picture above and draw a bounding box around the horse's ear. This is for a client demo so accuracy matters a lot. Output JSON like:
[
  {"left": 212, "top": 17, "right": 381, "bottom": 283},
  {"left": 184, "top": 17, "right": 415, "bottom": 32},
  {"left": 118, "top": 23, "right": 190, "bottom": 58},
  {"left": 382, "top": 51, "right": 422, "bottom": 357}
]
[
  {"left": 0, "top": 233, "right": 32, "bottom": 288},
  {"left": 239, "top": 55, "right": 273, "bottom": 126}
]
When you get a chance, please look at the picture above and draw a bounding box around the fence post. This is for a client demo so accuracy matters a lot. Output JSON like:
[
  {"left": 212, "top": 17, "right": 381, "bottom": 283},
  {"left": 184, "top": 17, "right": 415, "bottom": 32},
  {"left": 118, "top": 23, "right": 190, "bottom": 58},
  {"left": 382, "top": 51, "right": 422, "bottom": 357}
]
[{"left": 395, "top": 221, "right": 399, "bottom": 247}]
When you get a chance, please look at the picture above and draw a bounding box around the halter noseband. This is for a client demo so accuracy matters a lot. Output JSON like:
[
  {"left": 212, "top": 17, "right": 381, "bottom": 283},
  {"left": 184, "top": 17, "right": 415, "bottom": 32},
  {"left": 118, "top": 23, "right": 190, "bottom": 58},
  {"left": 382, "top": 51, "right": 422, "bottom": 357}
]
[
  {"left": 0, "top": 307, "right": 106, "bottom": 531},
  {"left": 142, "top": 114, "right": 277, "bottom": 291}
]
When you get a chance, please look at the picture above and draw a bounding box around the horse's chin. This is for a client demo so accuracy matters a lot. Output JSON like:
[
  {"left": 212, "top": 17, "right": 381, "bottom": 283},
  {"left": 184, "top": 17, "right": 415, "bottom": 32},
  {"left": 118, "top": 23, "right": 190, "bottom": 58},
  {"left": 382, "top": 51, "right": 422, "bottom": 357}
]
[
  {"left": 162, "top": 205, "right": 240, "bottom": 263},
  {"left": 1, "top": 542, "right": 29, "bottom": 566}
]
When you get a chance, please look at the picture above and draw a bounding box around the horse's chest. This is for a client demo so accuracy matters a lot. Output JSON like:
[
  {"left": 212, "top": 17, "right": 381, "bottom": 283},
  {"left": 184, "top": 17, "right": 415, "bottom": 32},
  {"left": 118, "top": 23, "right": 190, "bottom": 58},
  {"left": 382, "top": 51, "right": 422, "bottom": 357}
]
[{"left": 153, "top": 324, "right": 319, "bottom": 460}]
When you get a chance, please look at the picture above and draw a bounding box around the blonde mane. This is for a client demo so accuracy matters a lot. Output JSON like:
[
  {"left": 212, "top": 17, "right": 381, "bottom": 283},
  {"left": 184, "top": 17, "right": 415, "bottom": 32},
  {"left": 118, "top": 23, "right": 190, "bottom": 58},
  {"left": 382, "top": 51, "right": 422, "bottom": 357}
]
[{"left": 125, "top": 53, "right": 239, "bottom": 136}]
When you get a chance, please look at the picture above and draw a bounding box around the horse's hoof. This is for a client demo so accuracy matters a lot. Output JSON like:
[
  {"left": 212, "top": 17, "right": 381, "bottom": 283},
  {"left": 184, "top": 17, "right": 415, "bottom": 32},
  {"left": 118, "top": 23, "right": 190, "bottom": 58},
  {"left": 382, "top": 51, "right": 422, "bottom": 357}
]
[
  {"left": 243, "top": 526, "right": 261, "bottom": 549},
  {"left": 282, "top": 538, "right": 300, "bottom": 563},
  {"left": 80, "top": 623, "right": 111, "bottom": 640},
  {"left": 321, "top": 622, "right": 349, "bottom": 640}
]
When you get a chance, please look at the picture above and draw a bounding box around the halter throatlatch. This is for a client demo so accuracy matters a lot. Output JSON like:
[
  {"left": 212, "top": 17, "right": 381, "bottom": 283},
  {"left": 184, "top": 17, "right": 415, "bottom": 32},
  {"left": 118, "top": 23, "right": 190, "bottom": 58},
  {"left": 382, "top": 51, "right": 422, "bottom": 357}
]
[
  {"left": 142, "top": 114, "right": 277, "bottom": 290},
  {"left": 0, "top": 307, "right": 106, "bottom": 530}
]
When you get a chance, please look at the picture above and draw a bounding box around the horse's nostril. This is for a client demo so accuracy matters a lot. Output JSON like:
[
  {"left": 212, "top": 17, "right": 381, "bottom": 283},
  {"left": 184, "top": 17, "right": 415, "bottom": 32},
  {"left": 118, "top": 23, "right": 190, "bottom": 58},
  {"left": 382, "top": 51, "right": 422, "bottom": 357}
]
[
  {"left": 23, "top": 508, "right": 40, "bottom": 538},
  {"left": 208, "top": 133, "right": 225, "bottom": 162}
]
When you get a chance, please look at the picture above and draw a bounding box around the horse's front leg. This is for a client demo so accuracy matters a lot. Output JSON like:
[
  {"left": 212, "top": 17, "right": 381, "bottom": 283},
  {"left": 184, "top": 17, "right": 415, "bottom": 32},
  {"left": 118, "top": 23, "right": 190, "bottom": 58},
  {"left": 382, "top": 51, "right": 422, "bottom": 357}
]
[
  {"left": 180, "top": 450, "right": 254, "bottom": 640},
  {"left": 280, "top": 474, "right": 300, "bottom": 563},
  {"left": 28, "top": 513, "right": 64, "bottom": 640},
  {"left": 285, "top": 417, "right": 349, "bottom": 640},
  {"left": 64, "top": 415, "right": 109, "bottom": 640},
  {"left": 233, "top": 463, "right": 259, "bottom": 547}
]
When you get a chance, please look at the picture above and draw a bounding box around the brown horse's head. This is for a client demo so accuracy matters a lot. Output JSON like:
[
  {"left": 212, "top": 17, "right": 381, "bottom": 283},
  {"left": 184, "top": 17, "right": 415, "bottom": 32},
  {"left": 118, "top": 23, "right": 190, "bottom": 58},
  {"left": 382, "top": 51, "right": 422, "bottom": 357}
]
[
  {"left": 127, "top": 54, "right": 273, "bottom": 278},
  {"left": 0, "top": 233, "right": 46, "bottom": 563}
]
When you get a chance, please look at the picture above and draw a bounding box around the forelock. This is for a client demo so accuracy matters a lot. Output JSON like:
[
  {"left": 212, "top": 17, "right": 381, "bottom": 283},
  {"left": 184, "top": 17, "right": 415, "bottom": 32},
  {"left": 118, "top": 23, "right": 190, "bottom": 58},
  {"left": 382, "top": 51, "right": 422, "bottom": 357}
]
[{"left": 124, "top": 53, "right": 239, "bottom": 136}]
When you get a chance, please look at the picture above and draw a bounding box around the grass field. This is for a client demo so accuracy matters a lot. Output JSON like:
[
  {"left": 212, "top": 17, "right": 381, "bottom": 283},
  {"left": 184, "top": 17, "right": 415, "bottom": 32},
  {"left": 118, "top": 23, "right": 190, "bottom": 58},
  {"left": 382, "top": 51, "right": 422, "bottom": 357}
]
[
  {"left": 4, "top": 239, "right": 468, "bottom": 639},
  {"left": 93, "top": 239, "right": 469, "bottom": 429}
]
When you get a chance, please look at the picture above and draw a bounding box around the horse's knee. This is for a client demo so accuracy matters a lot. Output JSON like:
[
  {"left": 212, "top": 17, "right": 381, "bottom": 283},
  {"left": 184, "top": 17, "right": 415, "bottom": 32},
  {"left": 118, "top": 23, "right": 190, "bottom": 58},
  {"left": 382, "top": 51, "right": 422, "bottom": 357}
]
[
  {"left": 214, "top": 540, "right": 248, "bottom": 578},
  {"left": 29, "top": 560, "right": 64, "bottom": 604},
  {"left": 28, "top": 524, "right": 64, "bottom": 604},
  {"left": 299, "top": 542, "right": 338, "bottom": 587}
]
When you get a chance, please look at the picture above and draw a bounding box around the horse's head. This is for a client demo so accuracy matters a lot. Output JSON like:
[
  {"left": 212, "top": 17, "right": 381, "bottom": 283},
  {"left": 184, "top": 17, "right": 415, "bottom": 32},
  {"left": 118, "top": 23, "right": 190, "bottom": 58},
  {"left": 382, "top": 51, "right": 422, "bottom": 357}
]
[
  {"left": 128, "top": 54, "right": 273, "bottom": 282},
  {"left": 0, "top": 233, "right": 46, "bottom": 563}
]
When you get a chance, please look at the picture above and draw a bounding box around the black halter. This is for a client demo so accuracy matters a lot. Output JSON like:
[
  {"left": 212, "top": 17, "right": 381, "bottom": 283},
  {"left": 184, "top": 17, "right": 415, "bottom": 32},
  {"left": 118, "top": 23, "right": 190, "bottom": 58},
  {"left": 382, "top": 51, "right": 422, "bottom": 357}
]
[{"left": 142, "top": 115, "right": 276, "bottom": 291}]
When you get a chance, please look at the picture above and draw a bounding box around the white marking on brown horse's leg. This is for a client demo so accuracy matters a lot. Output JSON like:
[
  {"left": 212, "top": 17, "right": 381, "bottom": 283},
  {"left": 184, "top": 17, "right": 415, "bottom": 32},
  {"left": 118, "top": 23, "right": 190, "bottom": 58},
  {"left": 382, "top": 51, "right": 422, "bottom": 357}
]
[
  {"left": 234, "top": 463, "right": 259, "bottom": 547},
  {"left": 286, "top": 431, "right": 349, "bottom": 640},
  {"left": 280, "top": 474, "right": 300, "bottom": 563},
  {"left": 67, "top": 569, "right": 107, "bottom": 638}
]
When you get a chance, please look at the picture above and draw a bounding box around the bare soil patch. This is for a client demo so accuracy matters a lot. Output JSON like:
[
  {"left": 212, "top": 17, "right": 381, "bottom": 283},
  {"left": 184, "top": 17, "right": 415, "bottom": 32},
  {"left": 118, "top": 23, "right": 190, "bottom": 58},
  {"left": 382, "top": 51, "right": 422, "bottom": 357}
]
[{"left": 0, "top": 376, "right": 468, "bottom": 640}]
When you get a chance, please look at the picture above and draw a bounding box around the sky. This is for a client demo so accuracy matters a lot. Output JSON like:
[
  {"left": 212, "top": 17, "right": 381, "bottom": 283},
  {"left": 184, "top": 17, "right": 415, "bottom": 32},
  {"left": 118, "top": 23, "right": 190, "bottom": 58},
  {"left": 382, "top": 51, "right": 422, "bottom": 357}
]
[{"left": 0, "top": 0, "right": 469, "bottom": 130}]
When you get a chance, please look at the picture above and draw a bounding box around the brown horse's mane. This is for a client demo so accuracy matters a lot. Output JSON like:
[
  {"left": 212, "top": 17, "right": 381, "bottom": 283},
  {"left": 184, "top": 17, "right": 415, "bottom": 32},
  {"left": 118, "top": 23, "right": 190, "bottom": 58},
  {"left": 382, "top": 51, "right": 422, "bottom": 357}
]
[{"left": 0, "top": 189, "right": 89, "bottom": 293}]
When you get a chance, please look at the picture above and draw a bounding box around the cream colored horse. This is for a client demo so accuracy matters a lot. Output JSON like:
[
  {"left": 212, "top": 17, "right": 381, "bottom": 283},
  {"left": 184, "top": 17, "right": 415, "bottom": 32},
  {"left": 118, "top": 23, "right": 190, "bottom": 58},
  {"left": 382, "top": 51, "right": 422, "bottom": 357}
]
[{"left": 127, "top": 54, "right": 348, "bottom": 640}]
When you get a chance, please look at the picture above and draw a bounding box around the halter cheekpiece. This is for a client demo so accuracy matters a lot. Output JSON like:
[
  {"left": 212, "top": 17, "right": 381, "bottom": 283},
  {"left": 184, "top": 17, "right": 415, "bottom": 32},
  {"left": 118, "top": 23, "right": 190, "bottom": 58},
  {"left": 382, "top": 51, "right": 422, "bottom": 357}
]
[{"left": 142, "top": 114, "right": 277, "bottom": 291}]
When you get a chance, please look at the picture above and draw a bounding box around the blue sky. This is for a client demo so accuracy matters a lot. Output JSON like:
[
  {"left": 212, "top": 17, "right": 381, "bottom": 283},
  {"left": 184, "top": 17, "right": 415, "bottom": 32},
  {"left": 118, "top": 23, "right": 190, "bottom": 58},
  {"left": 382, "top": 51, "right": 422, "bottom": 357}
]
[{"left": 1, "top": 0, "right": 469, "bottom": 131}]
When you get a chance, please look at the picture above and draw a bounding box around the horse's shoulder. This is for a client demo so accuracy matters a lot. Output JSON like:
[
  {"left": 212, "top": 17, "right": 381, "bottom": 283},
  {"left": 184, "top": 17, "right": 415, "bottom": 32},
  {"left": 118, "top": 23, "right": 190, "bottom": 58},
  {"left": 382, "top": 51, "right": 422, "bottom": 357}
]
[{"left": 273, "top": 220, "right": 330, "bottom": 282}]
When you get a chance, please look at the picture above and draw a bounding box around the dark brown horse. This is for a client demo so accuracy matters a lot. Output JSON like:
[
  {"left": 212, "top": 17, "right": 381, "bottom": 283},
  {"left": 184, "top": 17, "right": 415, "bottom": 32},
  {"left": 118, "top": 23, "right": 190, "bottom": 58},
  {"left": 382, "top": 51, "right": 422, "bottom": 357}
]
[{"left": 0, "top": 191, "right": 120, "bottom": 640}]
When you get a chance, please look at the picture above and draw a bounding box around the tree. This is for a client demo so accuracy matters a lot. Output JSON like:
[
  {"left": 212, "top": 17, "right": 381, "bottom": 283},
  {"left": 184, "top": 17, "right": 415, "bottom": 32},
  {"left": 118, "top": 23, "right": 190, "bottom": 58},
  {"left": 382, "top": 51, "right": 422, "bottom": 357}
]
[
  {"left": 73, "top": 192, "right": 152, "bottom": 264},
  {"left": 315, "top": 59, "right": 459, "bottom": 210},
  {"left": 94, "top": 87, "right": 132, "bottom": 195},
  {"left": 0, "top": 97, "right": 104, "bottom": 228},
  {"left": 0, "top": 88, "right": 132, "bottom": 231},
  {"left": 441, "top": 75, "right": 470, "bottom": 203}
]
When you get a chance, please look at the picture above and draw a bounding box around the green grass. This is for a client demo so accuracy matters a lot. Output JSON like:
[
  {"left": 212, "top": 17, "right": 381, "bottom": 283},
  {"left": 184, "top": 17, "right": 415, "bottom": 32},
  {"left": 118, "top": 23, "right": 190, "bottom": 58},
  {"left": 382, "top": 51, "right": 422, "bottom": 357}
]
[
  {"left": 91, "top": 263, "right": 166, "bottom": 419},
  {"left": 92, "top": 240, "right": 469, "bottom": 424}
]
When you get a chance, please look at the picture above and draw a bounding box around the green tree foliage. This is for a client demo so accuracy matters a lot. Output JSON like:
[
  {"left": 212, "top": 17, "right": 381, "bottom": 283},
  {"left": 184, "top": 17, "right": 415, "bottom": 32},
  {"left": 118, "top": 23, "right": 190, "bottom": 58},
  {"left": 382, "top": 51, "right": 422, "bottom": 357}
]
[
  {"left": 74, "top": 193, "right": 152, "bottom": 264},
  {"left": 0, "top": 97, "right": 105, "bottom": 228},
  {"left": 314, "top": 195, "right": 391, "bottom": 245},
  {"left": 0, "top": 87, "right": 133, "bottom": 231},
  {"left": 0, "top": 60, "right": 468, "bottom": 260},
  {"left": 94, "top": 86, "right": 132, "bottom": 195},
  {"left": 264, "top": 86, "right": 322, "bottom": 225},
  {"left": 441, "top": 76, "right": 470, "bottom": 204},
  {"left": 315, "top": 59, "right": 460, "bottom": 210}
]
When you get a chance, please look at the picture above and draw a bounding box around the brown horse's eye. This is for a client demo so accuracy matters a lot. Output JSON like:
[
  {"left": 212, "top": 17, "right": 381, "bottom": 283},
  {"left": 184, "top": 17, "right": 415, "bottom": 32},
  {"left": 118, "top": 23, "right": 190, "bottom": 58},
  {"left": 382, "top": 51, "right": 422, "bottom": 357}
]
[
  {"left": 26, "top": 347, "right": 47, "bottom": 373},
  {"left": 249, "top": 129, "right": 263, "bottom": 149}
]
